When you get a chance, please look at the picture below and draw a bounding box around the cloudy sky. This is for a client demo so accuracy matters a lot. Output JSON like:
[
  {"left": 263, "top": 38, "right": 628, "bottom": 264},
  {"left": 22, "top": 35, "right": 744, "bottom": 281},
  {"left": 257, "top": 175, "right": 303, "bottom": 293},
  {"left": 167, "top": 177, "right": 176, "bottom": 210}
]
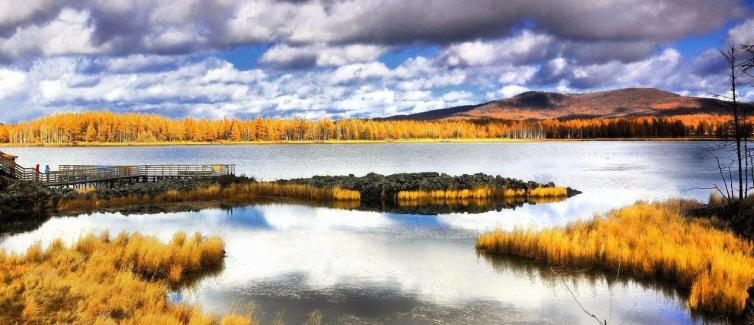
[{"left": 0, "top": 0, "right": 753, "bottom": 122}]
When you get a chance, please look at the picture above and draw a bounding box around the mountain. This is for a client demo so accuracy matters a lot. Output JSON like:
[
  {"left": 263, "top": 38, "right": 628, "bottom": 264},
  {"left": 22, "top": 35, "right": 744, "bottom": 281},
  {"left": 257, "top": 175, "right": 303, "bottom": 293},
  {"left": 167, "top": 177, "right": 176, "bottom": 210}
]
[{"left": 386, "top": 88, "right": 738, "bottom": 121}]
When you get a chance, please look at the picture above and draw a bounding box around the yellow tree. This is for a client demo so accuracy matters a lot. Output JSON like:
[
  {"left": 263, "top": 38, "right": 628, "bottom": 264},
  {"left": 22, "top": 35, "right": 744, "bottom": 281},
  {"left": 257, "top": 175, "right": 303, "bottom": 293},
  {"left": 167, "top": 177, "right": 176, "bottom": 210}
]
[
  {"left": 84, "top": 122, "right": 97, "bottom": 142},
  {"left": 230, "top": 120, "right": 243, "bottom": 141},
  {"left": 255, "top": 115, "right": 266, "bottom": 140}
]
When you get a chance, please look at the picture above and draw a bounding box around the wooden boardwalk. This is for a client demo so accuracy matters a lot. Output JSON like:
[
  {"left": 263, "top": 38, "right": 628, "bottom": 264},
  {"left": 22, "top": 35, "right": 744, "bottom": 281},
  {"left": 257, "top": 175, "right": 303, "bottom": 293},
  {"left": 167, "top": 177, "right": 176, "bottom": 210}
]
[{"left": 0, "top": 151, "right": 235, "bottom": 187}]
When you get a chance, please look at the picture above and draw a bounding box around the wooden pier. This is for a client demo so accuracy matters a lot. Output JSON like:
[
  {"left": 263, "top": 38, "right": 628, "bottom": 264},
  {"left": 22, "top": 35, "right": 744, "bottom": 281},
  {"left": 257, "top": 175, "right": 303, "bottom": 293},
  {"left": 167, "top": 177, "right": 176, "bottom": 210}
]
[{"left": 0, "top": 151, "right": 235, "bottom": 187}]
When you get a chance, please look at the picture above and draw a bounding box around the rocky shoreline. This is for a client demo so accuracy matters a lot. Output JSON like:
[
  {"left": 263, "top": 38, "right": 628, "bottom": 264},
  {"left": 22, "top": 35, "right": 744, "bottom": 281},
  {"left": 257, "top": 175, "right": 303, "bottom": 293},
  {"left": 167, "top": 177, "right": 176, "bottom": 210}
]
[
  {"left": 0, "top": 171, "right": 578, "bottom": 231},
  {"left": 279, "top": 172, "right": 581, "bottom": 204}
]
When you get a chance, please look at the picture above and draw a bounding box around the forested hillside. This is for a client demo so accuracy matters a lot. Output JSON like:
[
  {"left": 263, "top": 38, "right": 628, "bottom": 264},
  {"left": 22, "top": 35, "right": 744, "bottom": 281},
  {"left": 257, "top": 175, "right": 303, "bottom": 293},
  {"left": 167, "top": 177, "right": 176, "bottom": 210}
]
[{"left": 0, "top": 112, "right": 735, "bottom": 144}]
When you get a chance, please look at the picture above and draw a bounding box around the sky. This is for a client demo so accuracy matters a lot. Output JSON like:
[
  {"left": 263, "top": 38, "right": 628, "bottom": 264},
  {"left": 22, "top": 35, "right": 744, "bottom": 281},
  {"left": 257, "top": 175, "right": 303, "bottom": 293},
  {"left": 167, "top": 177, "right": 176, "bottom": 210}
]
[{"left": 0, "top": 0, "right": 753, "bottom": 123}]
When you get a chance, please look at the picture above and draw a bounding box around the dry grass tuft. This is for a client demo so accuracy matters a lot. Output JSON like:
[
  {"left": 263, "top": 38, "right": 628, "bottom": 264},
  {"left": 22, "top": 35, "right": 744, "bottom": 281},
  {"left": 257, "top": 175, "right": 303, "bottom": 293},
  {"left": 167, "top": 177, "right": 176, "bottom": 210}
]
[
  {"left": 476, "top": 200, "right": 754, "bottom": 315},
  {"left": 397, "top": 187, "right": 494, "bottom": 201},
  {"left": 0, "top": 231, "right": 254, "bottom": 324},
  {"left": 332, "top": 187, "right": 361, "bottom": 201},
  {"left": 528, "top": 186, "right": 568, "bottom": 198},
  {"left": 74, "top": 187, "right": 96, "bottom": 194},
  {"left": 396, "top": 186, "right": 568, "bottom": 203}
]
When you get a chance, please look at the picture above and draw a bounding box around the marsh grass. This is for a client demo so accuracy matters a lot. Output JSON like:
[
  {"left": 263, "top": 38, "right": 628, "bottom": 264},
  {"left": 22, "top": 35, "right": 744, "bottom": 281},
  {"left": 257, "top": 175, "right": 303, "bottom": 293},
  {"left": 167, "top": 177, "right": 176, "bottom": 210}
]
[
  {"left": 396, "top": 186, "right": 568, "bottom": 204},
  {"left": 528, "top": 186, "right": 568, "bottom": 197},
  {"left": 0, "top": 231, "right": 253, "bottom": 324},
  {"left": 396, "top": 196, "right": 566, "bottom": 206},
  {"left": 397, "top": 197, "right": 501, "bottom": 207},
  {"left": 476, "top": 200, "right": 754, "bottom": 315},
  {"left": 57, "top": 182, "right": 361, "bottom": 213}
]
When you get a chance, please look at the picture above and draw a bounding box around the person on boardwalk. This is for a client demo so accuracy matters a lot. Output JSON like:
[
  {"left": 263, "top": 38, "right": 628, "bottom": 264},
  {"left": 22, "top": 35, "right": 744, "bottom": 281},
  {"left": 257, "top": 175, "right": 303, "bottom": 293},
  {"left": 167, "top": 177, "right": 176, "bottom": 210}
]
[
  {"left": 35, "top": 164, "right": 40, "bottom": 181},
  {"left": 45, "top": 165, "right": 50, "bottom": 182}
]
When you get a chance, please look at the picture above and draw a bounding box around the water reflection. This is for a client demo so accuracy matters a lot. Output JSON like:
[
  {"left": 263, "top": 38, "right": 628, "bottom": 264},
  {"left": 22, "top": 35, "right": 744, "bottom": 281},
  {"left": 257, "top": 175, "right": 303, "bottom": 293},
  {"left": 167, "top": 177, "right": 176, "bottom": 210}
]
[
  {"left": 1, "top": 192, "right": 573, "bottom": 235},
  {"left": 0, "top": 200, "right": 717, "bottom": 324},
  {"left": 0, "top": 142, "right": 733, "bottom": 324},
  {"left": 478, "top": 255, "right": 717, "bottom": 323}
]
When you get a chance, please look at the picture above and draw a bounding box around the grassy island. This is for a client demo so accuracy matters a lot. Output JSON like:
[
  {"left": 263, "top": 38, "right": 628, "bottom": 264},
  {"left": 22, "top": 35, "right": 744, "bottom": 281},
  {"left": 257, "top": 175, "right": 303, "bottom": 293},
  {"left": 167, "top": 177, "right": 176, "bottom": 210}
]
[
  {"left": 0, "top": 231, "right": 253, "bottom": 324},
  {"left": 476, "top": 200, "right": 754, "bottom": 316},
  {"left": 0, "top": 172, "right": 578, "bottom": 230}
]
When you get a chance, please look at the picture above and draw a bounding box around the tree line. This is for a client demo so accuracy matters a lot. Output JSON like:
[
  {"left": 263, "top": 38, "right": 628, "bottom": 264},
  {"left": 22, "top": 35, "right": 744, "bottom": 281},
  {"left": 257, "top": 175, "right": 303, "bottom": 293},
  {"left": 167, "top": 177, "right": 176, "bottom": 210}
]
[{"left": 0, "top": 111, "right": 738, "bottom": 144}]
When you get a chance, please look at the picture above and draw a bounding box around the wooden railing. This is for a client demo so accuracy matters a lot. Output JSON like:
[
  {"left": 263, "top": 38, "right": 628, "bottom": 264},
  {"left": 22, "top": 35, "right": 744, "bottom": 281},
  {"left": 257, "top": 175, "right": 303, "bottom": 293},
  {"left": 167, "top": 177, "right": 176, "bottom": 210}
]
[
  {"left": 0, "top": 157, "right": 37, "bottom": 181},
  {"left": 1, "top": 158, "right": 234, "bottom": 186},
  {"left": 49, "top": 165, "right": 143, "bottom": 185}
]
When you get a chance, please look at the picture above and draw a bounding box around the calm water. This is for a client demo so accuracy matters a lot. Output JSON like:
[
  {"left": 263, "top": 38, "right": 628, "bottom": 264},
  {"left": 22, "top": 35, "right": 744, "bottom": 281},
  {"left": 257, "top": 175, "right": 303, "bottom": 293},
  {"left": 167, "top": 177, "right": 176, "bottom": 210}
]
[{"left": 0, "top": 142, "right": 731, "bottom": 324}]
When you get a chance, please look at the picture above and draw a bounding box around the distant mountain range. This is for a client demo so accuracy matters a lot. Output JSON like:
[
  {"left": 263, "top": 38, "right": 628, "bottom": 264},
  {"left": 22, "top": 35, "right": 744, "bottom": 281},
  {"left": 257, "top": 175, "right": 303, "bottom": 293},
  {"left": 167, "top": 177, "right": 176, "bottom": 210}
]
[{"left": 386, "top": 88, "right": 743, "bottom": 121}]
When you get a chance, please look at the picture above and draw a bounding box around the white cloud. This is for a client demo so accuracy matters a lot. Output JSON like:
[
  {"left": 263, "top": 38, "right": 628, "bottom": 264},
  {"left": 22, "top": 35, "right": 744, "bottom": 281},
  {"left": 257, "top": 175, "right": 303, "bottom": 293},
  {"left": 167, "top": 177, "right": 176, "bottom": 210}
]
[
  {"left": 0, "top": 8, "right": 107, "bottom": 60},
  {"left": 497, "top": 85, "right": 529, "bottom": 99},
  {"left": 0, "top": 0, "right": 58, "bottom": 29},
  {"left": 728, "top": 19, "right": 754, "bottom": 45},
  {"left": 566, "top": 49, "right": 682, "bottom": 89},
  {"left": 331, "top": 62, "right": 390, "bottom": 84},
  {"left": 2, "top": 41, "right": 744, "bottom": 123},
  {"left": 101, "top": 55, "right": 180, "bottom": 73},
  {"left": 0, "top": 13, "right": 749, "bottom": 123},
  {"left": 496, "top": 65, "right": 538, "bottom": 85},
  {"left": 440, "top": 31, "right": 553, "bottom": 67},
  {"left": 0, "top": 0, "right": 740, "bottom": 62},
  {"left": 441, "top": 90, "right": 473, "bottom": 103},
  {"left": 548, "top": 58, "right": 568, "bottom": 75},
  {"left": 143, "top": 27, "right": 202, "bottom": 51},
  {"left": 259, "top": 43, "right": 388, "bottom": 68},
  {"left": 0, "top": 52, "right": 480, "bottom": 121},
  {"left": 0, "top": 68, "right": 26, "bottom": 99},
  {"left": 741, "top": 89, "right": 754, "bottom": 102}
]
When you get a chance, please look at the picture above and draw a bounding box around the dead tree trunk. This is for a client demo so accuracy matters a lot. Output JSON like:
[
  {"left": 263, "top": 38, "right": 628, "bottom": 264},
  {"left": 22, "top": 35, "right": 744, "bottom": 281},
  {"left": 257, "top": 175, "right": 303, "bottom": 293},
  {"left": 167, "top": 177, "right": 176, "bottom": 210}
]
[{"left": 722, "top": 45, "right": 744, "bottom": 209}]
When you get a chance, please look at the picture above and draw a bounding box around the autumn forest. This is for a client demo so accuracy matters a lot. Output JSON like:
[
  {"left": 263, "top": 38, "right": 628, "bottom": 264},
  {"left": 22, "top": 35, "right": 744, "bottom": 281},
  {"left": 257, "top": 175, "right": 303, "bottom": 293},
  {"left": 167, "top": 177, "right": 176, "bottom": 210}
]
[{"left": 0, "top": 112, "right": 739, "bottom": 145}]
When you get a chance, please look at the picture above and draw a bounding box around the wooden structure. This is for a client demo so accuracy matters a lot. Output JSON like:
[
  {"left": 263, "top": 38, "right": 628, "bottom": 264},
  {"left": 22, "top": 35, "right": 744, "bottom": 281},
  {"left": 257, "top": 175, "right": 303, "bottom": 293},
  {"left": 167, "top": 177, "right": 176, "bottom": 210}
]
[
  {"left": 0, "top": 150, "right": 235, "bottom": 187},
  {"left": 0, "top": 151, "right": 16, "bottom": 164}
]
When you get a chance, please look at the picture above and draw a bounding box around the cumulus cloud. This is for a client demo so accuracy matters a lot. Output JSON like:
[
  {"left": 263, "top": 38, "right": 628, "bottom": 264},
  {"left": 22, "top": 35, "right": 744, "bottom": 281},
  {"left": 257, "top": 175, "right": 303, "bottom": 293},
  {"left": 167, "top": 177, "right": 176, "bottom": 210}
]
[
  {"left": 496, "top": 85, "right": 530, "bottom": 99},
  {"left": 567, "top": 49, "right": 683, "bottom": 89},
  {"left": 297, "top": 0, "right": 739, "bottom": 45},
  {"left": 438, "top": 29, "right": 668, "bottom": 70},
  {"left": 0, "top": 68, "right": 26, "bottom": 99},
  {"left": 259, "top": 43, "right": 388, "bottom": 69},
  {"left": 439, "top": 31, "right": 554, "bottom": 67},
  {"left": 0, "top": 51, "right": 484, "bottom": 121},
  {"left": 4, "top": 39, "right": 744, "bottom": 123},
  {"left": 0, "top": 0, "right": 749, "bottom": 122},
  {"left": 729, "top": 18, "right": 754, "bottom": 45},
  {"left": 0, "top": 0, "right": 742, "bottom": 62},
  {"left": 0, "top": 8, "right": 105, "bottom": 60}
]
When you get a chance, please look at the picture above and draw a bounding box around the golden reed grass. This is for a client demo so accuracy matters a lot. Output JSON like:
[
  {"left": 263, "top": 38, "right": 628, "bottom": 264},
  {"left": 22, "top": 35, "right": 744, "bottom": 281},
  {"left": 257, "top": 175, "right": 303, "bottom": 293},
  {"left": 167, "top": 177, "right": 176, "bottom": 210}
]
[
  {"left": 476, "top": 200, "right": 754, "bottom": 315},
  {"left": 396, "top": 186, "right": 567, "bottom": 201},
  {"left": 396, "top": 197, "right": 497, "bottom": 208},
  {"left": 0, "top": 231, "right": 254, "bottom": 324},
  {"left": 57, "top": 183, "right": 361, "bottom": 212}
]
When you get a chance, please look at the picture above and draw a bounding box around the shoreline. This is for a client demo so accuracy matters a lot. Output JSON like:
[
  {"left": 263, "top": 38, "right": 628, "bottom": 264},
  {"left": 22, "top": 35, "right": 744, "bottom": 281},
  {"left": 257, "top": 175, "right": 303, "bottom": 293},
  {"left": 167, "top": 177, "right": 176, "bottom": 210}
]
[{"left": 0, "top": 137, "right": 723, "bottom": 147}]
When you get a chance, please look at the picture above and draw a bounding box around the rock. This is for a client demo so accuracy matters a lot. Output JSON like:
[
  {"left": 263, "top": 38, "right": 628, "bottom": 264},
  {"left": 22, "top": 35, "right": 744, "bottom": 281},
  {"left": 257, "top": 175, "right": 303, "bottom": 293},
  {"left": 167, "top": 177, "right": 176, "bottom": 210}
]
[{"left": 0, "top": 177, "right": 72, "bottom": 229}]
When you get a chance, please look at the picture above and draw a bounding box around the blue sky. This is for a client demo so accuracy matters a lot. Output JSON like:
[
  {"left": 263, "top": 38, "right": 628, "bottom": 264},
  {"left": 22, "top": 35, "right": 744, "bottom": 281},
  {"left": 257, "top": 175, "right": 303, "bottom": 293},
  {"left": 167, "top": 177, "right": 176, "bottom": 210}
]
[{"left": 0, "top": 0, "right": 752, "bottom": 123}]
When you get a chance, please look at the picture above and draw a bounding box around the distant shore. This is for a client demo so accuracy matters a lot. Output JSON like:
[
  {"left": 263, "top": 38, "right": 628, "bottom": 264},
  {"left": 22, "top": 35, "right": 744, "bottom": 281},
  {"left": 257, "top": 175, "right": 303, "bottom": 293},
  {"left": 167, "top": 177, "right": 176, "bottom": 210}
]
[{"left": 0, "top": 137, "right": 723, "bottom": 147}]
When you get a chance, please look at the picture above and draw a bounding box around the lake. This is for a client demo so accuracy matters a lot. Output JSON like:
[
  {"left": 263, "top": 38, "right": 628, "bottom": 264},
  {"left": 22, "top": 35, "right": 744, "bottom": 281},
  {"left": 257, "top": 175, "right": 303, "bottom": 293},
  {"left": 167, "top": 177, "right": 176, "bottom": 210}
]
[{"left": 0, "top": 142, "right": 732, "bottom": 324}]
